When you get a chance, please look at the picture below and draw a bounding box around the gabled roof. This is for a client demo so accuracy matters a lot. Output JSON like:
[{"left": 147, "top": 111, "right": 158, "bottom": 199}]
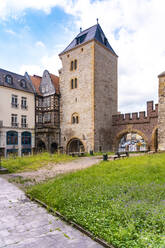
[
  {"left": 0, "top": 68, "right": 35, "bottom": 93},
  {"left": 30, "top": 71, "right": 60, "bottom": 96},
  {"left": 30, "top": 75, "right": 42, "bottom": 95},
  {"left": 158, "top": 71, "right": 165, "bottom": 78},
  {"left": 59, "top": 24, "right": 117, "bottom": 56},
  {"left": 50, "top": 73, "right": 60, "bottom": 94}
]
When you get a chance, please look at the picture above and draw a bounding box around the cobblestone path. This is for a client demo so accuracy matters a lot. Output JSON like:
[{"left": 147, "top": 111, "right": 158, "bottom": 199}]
[{"left": 0, "top": 177, "right": 102, "bottom": 248}]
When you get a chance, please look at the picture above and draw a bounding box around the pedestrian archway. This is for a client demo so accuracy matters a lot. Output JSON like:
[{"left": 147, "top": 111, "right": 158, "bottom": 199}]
[
  {"left": 67, "top": 138, "right": 85, "bottom": 153},
  {"left": 115, "top": 129, "right": 148, "bottom": 152},
  {"left": 51, "top": 142, "right": 58, "bottom": 153},
  {"left": 37, "top": 139, "right": 46, "bottom": 152}
]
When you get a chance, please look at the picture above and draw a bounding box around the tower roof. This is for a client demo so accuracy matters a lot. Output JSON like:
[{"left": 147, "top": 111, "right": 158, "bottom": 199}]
[
  {"left": 59, "top": 24, "right": 117, "bottom": 56},
  {"left": 158, "top": 71, "right": 165, "bottom": 78}
]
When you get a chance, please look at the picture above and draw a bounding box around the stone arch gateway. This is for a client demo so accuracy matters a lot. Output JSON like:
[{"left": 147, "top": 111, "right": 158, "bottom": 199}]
[
  {"left": 112, "top": 101, "right": 158, "bottom": 152},
  {"left": 66, "top": 138, "right": 85, "bottom": 154}
]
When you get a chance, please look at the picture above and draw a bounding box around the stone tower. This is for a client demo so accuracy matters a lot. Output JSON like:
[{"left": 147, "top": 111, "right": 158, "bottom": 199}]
[
  {"left": 158, "top": 71, "right": 165, "bottom": 151},
  {"left": 59, "top": 23, "right": 118, "bottom": 153}
]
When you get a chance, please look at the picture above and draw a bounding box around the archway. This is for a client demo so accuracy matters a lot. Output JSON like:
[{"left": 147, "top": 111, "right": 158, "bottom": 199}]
[
  {"left": 51, "top": 142, "right": 58, "bottom": 153},
  {"left": 115, "top": 129, "right": 148, "bottom": 152},
  {"left": 67, "top": 138, "right": 85, "bottom": 153},
  {"left": 37, "top": 139, "right": 46, "bottom": 152}
]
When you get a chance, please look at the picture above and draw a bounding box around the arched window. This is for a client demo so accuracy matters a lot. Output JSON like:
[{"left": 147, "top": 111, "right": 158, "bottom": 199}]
[
  {"left": 75, "top": 78, "right": 77, "bottom": 88},
  {"left": 76, "top": 115, "right": 79, "bottom": 123},
  {"left": 21, "top": 132, "right": 31, "bottom": 145},
  {"left": 7, "top": 131, "right": 18, "bottom": 145},
  {"left": 74, "top": 60, "right": 77, "bottom": 70},
  {"left": 20, "top": 79, "right": 26, "bottom": 88},
  {"left": 70, "top": 78, "right": 78, "bottom": 89},
  {"left": 70, "top": 61, "right": 74, "bottom": 71},
  {"left": 71, "top": 79, "right": 74, "bottom": 89},
  {"left": 5, "top": 75, "right": 13, "bottom": 84},
  {"left": 71, "top": 113, "right": 79, "bottom": 124}
]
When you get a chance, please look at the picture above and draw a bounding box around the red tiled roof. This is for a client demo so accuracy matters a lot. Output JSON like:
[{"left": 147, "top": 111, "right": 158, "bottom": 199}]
[
  {"left": 30, "top": 75, "right": 42, "bottom": 95},
  {"left": 50, "top": 73, "right": 60, "bottom": 94}
]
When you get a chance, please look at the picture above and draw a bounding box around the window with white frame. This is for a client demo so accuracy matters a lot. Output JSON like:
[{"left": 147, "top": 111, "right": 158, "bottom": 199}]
[
  {"left": 21, "top": 115, "right": 27, "bottom": 128},
  {"left": 21, "top": 97, "right": 27, "bottom": 109},
  {"left": 11, "top": 95, "right": 18, "bottom": 108},
  {"left": 11, "top": 114, "right": 18, "bottom": 127}
]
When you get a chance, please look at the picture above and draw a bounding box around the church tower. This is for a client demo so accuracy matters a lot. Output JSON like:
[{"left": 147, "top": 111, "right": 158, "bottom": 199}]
[{"left": 59, "top": 23, "right": 118, "bottom": 153}]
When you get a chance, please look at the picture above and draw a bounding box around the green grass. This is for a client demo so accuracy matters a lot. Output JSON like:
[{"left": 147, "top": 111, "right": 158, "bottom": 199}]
[
  {"left": 27, "top": 153, "right": 165, "bottom": 248},
  {"left": 2, "top": 153, "right": 75, "bottom": 173}
]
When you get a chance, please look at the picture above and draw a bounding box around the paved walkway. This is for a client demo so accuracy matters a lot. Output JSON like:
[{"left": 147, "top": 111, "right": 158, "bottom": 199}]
[{"left": 0, "top": 177, "right": 102, "bottom": 248}]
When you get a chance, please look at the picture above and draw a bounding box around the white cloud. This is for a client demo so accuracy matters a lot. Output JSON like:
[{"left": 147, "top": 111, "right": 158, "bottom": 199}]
[
  {"left": 0, "top": 0, "right": 69, "bottom": 19},
  {"left": 19, "top": 51, "right": 62, "bottom": 77},
  {"left": 1, "top": 0, "right": 165, "bottom": 113},
  {"left": 19, "top": 65, "right": 43, "bottom": 76},
  {"left": 35, "top": 41, "right": 45, "bottom": 48},
  {"left": 5, "top": 29, "right": 16, "bottom": 35}
]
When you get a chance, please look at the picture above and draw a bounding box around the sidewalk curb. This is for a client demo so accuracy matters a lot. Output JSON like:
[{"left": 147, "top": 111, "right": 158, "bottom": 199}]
[{"left": 26, "top": 194, "right": 115, "bottom": 248}]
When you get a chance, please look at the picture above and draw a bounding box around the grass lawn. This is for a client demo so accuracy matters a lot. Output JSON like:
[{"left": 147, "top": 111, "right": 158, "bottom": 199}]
[
  {"left": 27, "top": 153, "right": 165, "bottom": 248},
  {"left": 2, "top": 153, "right": 75, "bottom": 173}
]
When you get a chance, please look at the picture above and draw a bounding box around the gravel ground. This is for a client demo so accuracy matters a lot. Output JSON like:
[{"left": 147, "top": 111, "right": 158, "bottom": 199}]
[{"left": 6, "top": 157, "right": 101, "bottom": 185}]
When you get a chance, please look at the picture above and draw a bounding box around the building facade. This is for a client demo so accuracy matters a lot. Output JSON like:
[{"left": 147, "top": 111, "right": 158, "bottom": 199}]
[
  {"left": 0, "top": 69, "right": 35, "bottom": 157},
  {"left": 59, "top": 24, "right": 118, "bottom": 153},
  {"left": 30, "top": 70, "right": 60, "bottom": 153}
]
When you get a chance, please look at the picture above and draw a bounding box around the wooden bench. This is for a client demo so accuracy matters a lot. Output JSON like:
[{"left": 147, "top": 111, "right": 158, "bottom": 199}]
[
  {"left": 69, "top": 152, "right": 85, "bottom": 157},
  {"left": 111, "top": 152, "right": 129, "bottom": 160}
]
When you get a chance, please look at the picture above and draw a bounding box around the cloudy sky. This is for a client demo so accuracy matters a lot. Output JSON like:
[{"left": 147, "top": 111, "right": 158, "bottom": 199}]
[{"left": 0, "top": 0, "right": 164, "bottom": 113}]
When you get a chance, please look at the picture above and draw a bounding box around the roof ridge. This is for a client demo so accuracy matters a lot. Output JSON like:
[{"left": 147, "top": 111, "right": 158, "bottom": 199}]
[
  {"left": 76, "top": 24, "right": 98, "bottom": 37},
  {"left": 0, "top": 68, "right": 26, "bottom": 78}
]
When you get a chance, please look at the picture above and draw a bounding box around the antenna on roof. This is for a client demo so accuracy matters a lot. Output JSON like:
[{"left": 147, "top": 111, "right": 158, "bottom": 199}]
[
  {"left": 96, "top": 18, "right": 99, "bottom": 24},
  {"left": 80, "top": 27, "right": 82, "bottom": 32}
]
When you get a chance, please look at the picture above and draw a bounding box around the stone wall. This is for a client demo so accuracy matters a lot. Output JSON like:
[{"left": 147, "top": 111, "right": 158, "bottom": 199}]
[
  {"left": 112, "top": 101, "right": 158, "bottom": 151},
  {"left": 94, "top": 41, "right": 118, "bottom": 151},
  {"left": 59, "top": 41, "right": 94, "bottom": 152},
  {"left": 158, "top": 73, "right": 165, "bottom": 150}
]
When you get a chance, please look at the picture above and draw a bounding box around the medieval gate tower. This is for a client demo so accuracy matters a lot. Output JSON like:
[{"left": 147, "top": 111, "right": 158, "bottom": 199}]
[{"left": 59, "top": 23, "right": 118, "bottom": 153}]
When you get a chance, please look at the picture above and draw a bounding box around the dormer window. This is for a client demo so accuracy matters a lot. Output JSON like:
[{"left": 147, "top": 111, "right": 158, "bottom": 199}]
[
  {"left": 76, "top": 33, "right": 87, "bottom": 45},
  {"left": 104, "top": 37, "right": 107, "bottom": 46},
  {"left": 5, "top": 75, "right": 13, "bottom": 84},
  {"left": 20, "top": 79, "right": 26, "bottom": 88}
]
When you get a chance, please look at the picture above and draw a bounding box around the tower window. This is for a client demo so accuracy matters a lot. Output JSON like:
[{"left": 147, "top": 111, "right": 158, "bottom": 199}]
[
  {"left": 71, "top": 113, "right": 79, "bottom": 124},
  {"left": 71, "top": 78, "right": 78, "bottom": 89},
  {"left": 71, "top": 79, "right": 74, "bottom": 89},
  {"left": 70, "top": 61, "right": 74, "bottom": 71},
  {"left": 75, "top": 78, "right": 77, "bottom": 88},
  {"left": 70, "top": 60, "right": 78, "bottom": 71},
  {"left": 74, "top": 60, "right": 77, "bottom": 70}
]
